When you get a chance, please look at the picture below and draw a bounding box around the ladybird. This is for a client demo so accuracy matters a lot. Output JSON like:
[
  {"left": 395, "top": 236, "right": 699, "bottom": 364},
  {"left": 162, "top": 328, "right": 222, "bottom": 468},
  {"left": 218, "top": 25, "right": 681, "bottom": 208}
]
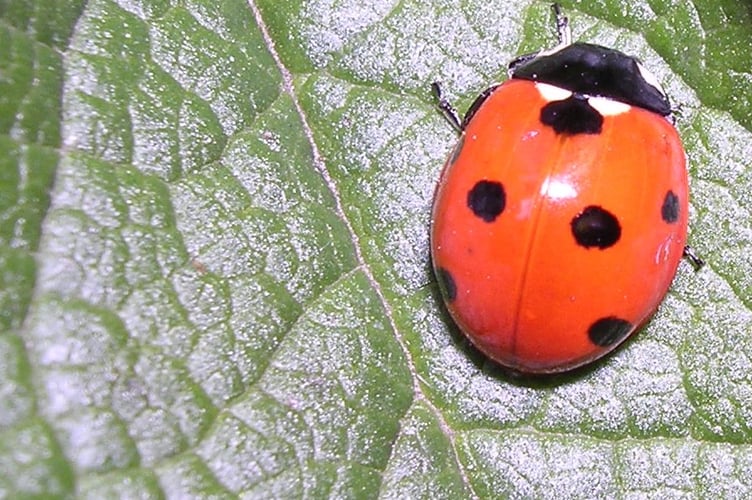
[{"left": 430, "top": 5, "right": 702, "bottom": 374}]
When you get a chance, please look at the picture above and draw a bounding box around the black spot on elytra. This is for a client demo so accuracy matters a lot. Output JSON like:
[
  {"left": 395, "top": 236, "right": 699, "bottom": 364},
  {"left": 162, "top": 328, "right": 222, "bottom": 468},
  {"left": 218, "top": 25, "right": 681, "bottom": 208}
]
[
  {"left": 540, "top": 95, "right": 603, "bottom": 135},
  {"left": 467, "top": 180, "right": 506, "bottom": 223},
  {"left": 661, "top": 190, "right": 680, "bottom": 224},
  {"left": 571, "top": 206, "right": 621, "bottom": 249},
  {"left": 588, "top": 316, "right": 633, "bottom": 347},
  {"left": 436, "top": 266, "right": 457, "bottom": 302}
]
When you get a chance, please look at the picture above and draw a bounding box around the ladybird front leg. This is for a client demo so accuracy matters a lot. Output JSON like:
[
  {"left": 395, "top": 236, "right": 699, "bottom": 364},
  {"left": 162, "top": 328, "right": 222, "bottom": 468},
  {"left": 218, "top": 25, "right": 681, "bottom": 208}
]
[
  {"left": 683, "top": 245, "right": 705, "bottom": 270},
  {"left": 432, "top": 82, "right": 501, "bottom": 132},
  {"left": 508, "top": 4, "right": 572, "bottom": 77},
  {"left": 431, "top": 82, "right": 463, "bottom": 133},
  {"left": 551, "top": 3, "right": 571, "bottom": 46}
]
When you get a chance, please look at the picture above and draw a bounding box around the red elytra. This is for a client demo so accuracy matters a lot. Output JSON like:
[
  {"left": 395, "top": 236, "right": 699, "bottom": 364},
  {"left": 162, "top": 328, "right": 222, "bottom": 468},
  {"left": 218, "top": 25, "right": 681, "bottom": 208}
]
[{"left": 430, "top": 9, "right": 694, "bottom": 374}]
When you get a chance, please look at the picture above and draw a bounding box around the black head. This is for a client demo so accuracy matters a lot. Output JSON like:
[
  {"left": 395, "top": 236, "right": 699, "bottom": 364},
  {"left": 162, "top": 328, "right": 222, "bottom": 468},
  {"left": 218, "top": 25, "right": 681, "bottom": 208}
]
[{"left": 511, "top": 43, "right": 671, "bottom": 116}]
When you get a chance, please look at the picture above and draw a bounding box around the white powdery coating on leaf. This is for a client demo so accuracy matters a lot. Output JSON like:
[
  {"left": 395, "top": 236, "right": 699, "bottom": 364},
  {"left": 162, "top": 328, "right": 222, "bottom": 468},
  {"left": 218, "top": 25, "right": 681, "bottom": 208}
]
[
  {"left": 693, "top": 181, "right": 752, "bottom": 285},
  {"left": 174, "top": 127, "right": 353, "bottom": 302},
  {"left": 372, "top": 112, "right": 450, "bottom": 220},
  {"left": 690, "top": 110, "right": 752, "bottom": 309},
  {"left": 236, "top": 155, "right": 294, "bottom": 214},
  {"left": 542, "top": 341, "right": 691, "bottom": 437},
  {"left": 381, "top": 414, "right": 434, "bottom": 493},
  {"left": 465, "top": 431, "right": 618, "bottom": 498},
  {"left": 380, "top": 403, "right": 467, "bottom": 498},
  {"left": 306, "top": 72, "right": 454, "bottom": 293},
  {"left": 694, "top": 109, "right": 752, "bottom": 187},
  {"left": 259, "top": 130, "right": 282, "bottom": 152},
  {"left": 338, "top": 97, "right": 424, "bottom": 173},
  {"left": 624, "top": 0, "right": 657, "bottom": 24},
  {"left": 148, "top": 16, "right": 252, "bottom": 137},
  {"left": 225, "top": 278, "right": 296, "bottom": 381},
  {"left": 541, "top": 377, "right": 628, "bottom": 435},
  {"left": 53, "top": 410, "right": 136, "bottom": 472},
  {"left": 129, "top": 350, "right": 214, "bottom": 447},
  {"left": 308, "top": 76, "right": 450, "bottom": 290},
  {"left": 310, "top": 76, "right": 350, "bottom": 116},
  {"left": 368, "top": 112, "right": 454, "bottom": 291},
  {"left": 49, "top": 158, "right": 123, "bottom": 228},
  {"left": 643, "top": 291, "right": 695, "bottom": 345},
  {"left": 678, "top": 267, "right": 752, "bottom": 439},
  {"left": 382, "top": 224, "right": 431, "bottom": 294},
  {"left": 38, "top": 215, "right": 138, "bottom": 310},
  {"left": 697, "top": 444, "right": 752, "bottom": 495},
  {"left": 695, "top": 180, "right": 752, "bottom": 284},
  {"left": 613, "top": 341, "right": 692, "bottom": 435},
  {"left": 170, "top": 174, "right": 273, "bottom": 278},
  {"left": 239, "top": 275, "right": 410, "bottom": 473},
  {"left": 187, "top": 329, "right": 243, "bottom": 406},
  {"left": 129, "top": 407, "right": 184, "bottom": 465},
  {"left": 619, "top": 440, "right": 698, "bottom": 495},
  {"left": 0, "top": 340, "right": 33, "bottom": 428},
  {"left": 114, "top": 0, "right": 150, "bottom": 19},
  {"left": 42, "top": 370, "right": 107, "bottom": 421},
  {"left": 337, "top": 0, "right": 515, "bottom": 93},
  {"left": 130, "top": 72, "right": 181, "bottom": 178},
  {"left": 180, "top": 3, "right": 240, "bottom": 41},
  {"left": 462, "top": 0, "right": 528, "bottom": 43},
  {"left": 197, "top": 413, "right": 296, "bottom": 492},
  {"left": 68, "top": 3, "right": 140, "bottom": 59},
  {"left": 63, "top": 54, "right": 116, "bottom": 102},
  {"left": 414, "top": 296, "right": 543, "bottom": 424},
  {"left": 299, "top": 0, "right": 397, "bottom": 66}
]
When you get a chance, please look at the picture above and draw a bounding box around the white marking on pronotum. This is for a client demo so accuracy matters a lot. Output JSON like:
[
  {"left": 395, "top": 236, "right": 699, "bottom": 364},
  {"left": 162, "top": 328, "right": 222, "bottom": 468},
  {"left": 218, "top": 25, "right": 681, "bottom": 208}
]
[
  {"left": 535, "top": 82, "right": 572, "bottom": 102},
  {"left": 637, "top": 62, "right": 666, "bottom": 96},
  {"left": 588, "top": 96, "right": 631, "bottom": 116},
  {"left": 536, "top": 81, "right": 631, "bottom": 116}
]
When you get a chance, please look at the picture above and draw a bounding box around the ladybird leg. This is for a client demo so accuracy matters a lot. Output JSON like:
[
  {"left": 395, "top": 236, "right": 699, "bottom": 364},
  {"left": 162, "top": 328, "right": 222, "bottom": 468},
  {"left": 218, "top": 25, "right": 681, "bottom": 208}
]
[
  {"left": 683, "top": 245, "right": 705, "bottom": 271},
  {"left": 668, "top": 102, "right": 685, "bottom": 125},
  {"left": 431, "top": 82, "right": 463, "bottom": 133},
  {"left": 551, "top": 4, "right": 571, "bottom": 46},
  {"left": 509, "top": 4, "right": 572, "bottom": 77}
]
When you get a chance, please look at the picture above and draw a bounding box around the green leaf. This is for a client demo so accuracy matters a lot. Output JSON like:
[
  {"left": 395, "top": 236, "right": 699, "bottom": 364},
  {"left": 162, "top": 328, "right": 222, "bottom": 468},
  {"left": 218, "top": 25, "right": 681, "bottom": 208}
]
[{"left": 2, "top": 0, "right": 752, "bottom": 497}]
